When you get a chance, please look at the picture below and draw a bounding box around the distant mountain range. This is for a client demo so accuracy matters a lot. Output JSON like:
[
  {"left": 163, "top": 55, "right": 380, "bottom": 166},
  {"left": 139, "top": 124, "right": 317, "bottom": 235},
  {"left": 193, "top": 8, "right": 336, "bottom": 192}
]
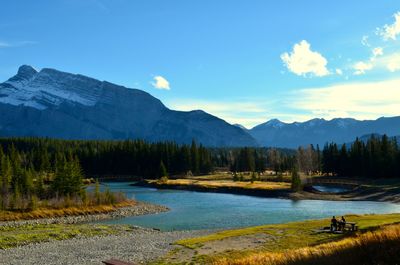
[
  {"left": 248, "top": 117, "right": 400, "bottom": 148},
  {"left": 1, "top": 65, "right": 399, "bottom": 148},
  {"left": 0, "top": 65, "right": 256, "bottom": 147}
]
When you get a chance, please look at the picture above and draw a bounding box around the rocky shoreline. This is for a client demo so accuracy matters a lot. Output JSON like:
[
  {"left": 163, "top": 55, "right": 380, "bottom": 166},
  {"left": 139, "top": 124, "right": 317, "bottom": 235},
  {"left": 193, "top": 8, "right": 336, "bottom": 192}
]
[
  {"left": 0, "top": 201, "right": 169, "bottom": 228},
  {"left": 0, "top": 227, "right": 213, "bottom": 265}
]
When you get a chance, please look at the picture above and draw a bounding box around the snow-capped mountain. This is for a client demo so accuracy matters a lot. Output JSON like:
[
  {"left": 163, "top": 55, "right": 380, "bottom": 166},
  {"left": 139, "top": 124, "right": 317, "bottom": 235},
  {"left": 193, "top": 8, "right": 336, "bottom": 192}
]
[
  {"left": 0, "top": 65, "right": 101, "bottom": 109},
  {"left": 0, "top": 65, "right": 257, "bottom": 147},
  {"left": 2, "top": 65, "right": 399, "bottom": 148},
  {"left": 249, "top": 117, "right": 400, "bottom": 148}
]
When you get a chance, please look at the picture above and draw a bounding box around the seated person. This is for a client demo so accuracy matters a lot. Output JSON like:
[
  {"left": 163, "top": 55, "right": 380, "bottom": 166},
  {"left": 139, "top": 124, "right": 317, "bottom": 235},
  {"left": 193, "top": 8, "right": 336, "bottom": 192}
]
[
  {"left": 341, "top": 216, "right": 346, "bottom": 224},
  {"left": 331, "top": 216, "right": 338, "bottom": 231},
  {"left": 339, "top": 216, "right": 346, "bottom": 230}
]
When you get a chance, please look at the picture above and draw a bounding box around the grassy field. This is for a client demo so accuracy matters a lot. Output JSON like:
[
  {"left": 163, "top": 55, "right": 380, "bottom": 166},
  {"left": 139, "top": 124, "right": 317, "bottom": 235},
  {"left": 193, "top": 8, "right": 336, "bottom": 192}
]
[
  {"left": 212, "top": 223, "right": 400, "bottom": 265},
  {"left": 185, "top": 172, "right": 293, "bottom": 183},
  {"left": 0, "top": 223, "right": 135, "bottom": 249},
  {"left": 0, "top": 200, "right": 135, "bottom": 221},
  {"left": 150, "top": 179, "right": 290, "bottom": 191},
  {"left": 161, "top": 213, "right": 400, "bottom": 264}
]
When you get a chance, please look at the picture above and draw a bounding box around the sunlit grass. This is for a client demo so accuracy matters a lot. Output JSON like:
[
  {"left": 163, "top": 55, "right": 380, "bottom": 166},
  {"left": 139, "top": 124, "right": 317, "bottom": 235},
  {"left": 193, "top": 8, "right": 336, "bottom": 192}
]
[
  {"left": 150, "top": 179, "right": 290, "bottom": 191},
  {"left": 176, "top": 213, "right": 400, "bottom": 263},
  {"left": 211, "top": 223, "right": 400, "bottom": 265},
  {"left": 0, "top": 200, "right": 135, "bottom": 221}
]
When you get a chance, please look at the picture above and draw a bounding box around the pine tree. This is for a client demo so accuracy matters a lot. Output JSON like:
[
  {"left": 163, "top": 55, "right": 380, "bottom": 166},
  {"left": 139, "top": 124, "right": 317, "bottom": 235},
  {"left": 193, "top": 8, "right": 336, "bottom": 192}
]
[
  {"left": 291, "top": 167, "right": 302, "bottom": 191},
  {"left": 0, "top": 156, "right": 12, "bottom": 210},
  {"left": 158, "top": 160, "right": 168, "bottom": 179},
  {"left": 190, "top": 140, "right": 200, "bottom": 174}
]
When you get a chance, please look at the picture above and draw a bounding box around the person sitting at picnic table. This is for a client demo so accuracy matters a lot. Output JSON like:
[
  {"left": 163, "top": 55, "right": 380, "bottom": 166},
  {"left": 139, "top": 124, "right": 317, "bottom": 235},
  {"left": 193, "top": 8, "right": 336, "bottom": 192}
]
[
  {"left": 338, "top": 216, "right": 346, "bottom": 231},
  {"left": 331, "top": 216, "right": 338, "bottom": 231}
]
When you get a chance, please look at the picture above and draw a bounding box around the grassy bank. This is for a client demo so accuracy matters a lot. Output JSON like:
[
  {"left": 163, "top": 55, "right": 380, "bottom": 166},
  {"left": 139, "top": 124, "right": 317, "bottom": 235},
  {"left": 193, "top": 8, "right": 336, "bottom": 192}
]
[
  {"left": 143, "top": 173, "right": 400, "bottom": 203},
  {"left": 0, "top": 200, "right": 135, "bottom": 221},
  {"left": 146, "top": 179, "right": 290, "bottom": 191},
  {"left": 212, "top": 223, "right": 400, "bottom": 265},
  {"left": 0, "top": 223, "right": 135, "bottom": 249},
  {"left": 160, "top": 213, "right": 400, "bottom": 264}
]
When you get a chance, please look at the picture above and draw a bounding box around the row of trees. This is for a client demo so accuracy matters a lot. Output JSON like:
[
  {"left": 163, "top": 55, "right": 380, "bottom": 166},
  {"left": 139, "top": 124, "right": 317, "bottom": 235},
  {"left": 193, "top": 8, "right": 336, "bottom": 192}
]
[
  {"left": 322, "top": 135, "right": 400, "bottom": 178},
  {"left": 1, "top": 133, "right": 398, "bottom": 209},
  {"left": 211, "top": 147, "right": 295, "bottom": 173},
  {"left": 224, "top": 135, "right": 400, "bottom": 179},
  {"left": 0, "top": 138, "right": 213, "bottom": 179}
]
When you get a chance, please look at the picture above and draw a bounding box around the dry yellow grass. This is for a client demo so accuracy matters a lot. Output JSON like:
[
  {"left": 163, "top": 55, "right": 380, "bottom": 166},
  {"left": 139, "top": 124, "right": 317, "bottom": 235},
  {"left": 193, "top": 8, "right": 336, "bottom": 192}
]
[
  {"left": 0, "top": 200, "right": 135, "bottom": 221},
  {"left": 212, "top": 223, "right": 400, "bottom": 265},
  {"left": 152, "top": 179, "right": 290, "bottom": 190}
]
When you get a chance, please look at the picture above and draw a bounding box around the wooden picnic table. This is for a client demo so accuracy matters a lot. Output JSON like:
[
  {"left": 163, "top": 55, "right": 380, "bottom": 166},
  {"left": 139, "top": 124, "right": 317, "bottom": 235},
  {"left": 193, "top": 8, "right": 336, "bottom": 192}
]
[{"left": 344, "top": 222, "right": 358, "bottom": 231}]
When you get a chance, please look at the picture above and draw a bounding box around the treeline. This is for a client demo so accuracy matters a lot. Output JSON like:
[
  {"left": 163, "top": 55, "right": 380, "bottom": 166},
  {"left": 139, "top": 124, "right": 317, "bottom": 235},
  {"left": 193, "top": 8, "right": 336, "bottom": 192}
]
[
  {"left": 0, "top": 138, "right": 213, "bottom": 179},
  {"left": 212, "top": 147, "right": 295, "bottom": 173},
  {"left": 0, "top": 138, "right": 296, "bottom": 179},
  {"left": 322, "top": 135, "right": 400, "bottom": 178}
]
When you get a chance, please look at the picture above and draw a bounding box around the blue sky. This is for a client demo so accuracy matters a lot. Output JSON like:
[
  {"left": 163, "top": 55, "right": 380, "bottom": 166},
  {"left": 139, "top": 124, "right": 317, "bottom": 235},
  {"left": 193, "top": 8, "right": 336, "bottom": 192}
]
[{"left": 1, "top": 1, "right": 400, "bottom": 128}]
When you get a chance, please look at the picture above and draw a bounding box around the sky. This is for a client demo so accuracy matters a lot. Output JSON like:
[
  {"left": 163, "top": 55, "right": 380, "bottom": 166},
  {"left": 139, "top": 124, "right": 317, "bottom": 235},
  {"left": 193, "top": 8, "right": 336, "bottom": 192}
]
[{"left": 1, "top": 1, "right": 400, "bottom": 128}]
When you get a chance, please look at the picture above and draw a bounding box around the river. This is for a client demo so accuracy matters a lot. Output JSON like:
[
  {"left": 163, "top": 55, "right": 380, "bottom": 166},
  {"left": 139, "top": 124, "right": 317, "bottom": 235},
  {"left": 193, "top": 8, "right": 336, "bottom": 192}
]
[{"left": 97, "top": 182, "right": 400, "bottom": 231}]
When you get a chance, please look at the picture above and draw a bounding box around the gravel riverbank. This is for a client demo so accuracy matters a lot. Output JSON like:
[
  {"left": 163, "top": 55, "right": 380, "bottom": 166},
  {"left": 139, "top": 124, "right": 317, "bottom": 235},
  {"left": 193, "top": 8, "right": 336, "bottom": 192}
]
[
  {"left": 0, "top": 227, "right": 212, "bottom": 265},
  {"left": 0, "top": 201, "right": 169, "bottom": 228}
]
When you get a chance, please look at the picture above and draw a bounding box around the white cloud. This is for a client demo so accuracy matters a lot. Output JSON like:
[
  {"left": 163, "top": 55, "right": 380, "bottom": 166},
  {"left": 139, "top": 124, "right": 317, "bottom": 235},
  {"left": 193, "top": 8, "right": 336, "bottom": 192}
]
[
  {"left": 353, "top": 61, "right": 373, "bottom": 75},
  {"left": 372, "top": 47, "right": 384, "bottom": 57},
  {"left": 378, "top": 11, "right": 400, "bottom": 41},
  {"left": 151, "top": 75, "right": 170, "bottom": 90},
  {"left": 335, "top": 68, "right": 343, "bottom": 75},
  {"left": 352, "top": 47, "right": 384, "bottom": 75},
  {"left": 290, "top": 79, "right": 400, "bottom": 120},
  {"left": 361, "top": 35, "right": 370, "bottom": 47},
  {"left": 353, "top": 51, "right": 400, "bottom": 73},
  {"left": 384, "top": 53, "right": 400, "bottom": 72},
  {"left": 281, "top": 40, "right": 330, "bottom": 77}
]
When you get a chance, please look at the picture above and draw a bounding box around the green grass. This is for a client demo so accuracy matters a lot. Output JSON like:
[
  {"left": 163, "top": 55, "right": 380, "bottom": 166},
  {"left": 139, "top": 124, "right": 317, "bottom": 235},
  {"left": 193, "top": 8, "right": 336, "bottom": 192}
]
[
  {"left": 0, "top": 223, "right": 135, "bottom": 249},
  {"left": 212, "top": 223, "right": 400, "bottom": 265},
  {"left": 167, "top": 213, "right": 400, "bottom": 264},
  {"left": 177, "top": 213, "right": 400, "bottom": 251}
]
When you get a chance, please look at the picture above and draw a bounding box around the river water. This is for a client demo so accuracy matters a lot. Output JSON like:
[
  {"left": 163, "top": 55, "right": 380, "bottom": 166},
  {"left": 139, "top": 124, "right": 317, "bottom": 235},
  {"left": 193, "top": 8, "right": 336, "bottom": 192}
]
[{"left": 97, "top": 182, "right": 400, "bottom": 231}]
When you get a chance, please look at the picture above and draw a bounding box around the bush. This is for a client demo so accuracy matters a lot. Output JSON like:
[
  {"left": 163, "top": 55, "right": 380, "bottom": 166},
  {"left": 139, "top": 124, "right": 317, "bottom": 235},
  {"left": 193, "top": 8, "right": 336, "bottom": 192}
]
[{"left": 158, "top": 176, "right": 169, "bottom": 184}]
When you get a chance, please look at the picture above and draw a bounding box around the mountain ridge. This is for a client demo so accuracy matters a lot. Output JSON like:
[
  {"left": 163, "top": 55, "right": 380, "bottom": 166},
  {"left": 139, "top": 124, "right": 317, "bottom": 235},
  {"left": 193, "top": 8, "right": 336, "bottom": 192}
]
[
  {"left": 0, "top": 65, "right": 257, "bottom": 147},
  {"left": 249, "top": 116, "right": 400, "bottom": 148},
  {"left": 1, "top": 65, "right": 400, "bottom": 148}
]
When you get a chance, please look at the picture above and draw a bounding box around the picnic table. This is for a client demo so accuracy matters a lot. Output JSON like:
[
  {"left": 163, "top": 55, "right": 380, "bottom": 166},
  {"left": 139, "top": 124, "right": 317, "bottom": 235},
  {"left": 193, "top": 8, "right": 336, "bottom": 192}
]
[{"left": 343, "top": 222, "right": 358, "bottom": 231}]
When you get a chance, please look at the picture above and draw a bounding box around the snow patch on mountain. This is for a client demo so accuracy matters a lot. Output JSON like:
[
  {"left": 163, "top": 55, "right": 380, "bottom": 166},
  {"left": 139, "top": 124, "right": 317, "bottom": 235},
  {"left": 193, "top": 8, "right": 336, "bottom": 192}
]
[{"left": 0, "top": 65, "right": 99, "bottom": 109}]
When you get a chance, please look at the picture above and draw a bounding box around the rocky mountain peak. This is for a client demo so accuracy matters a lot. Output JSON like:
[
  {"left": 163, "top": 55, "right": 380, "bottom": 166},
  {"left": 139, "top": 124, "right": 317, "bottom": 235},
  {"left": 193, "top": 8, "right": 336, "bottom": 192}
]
[{"left": 8, "top": 65, "right": 38, "bottom": 83}]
